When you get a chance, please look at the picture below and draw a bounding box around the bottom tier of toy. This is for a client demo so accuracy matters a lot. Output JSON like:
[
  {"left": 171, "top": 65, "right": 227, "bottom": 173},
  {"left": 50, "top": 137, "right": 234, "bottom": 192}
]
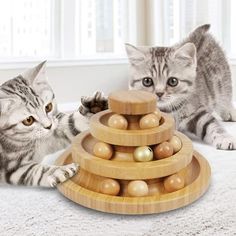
[{"left": 55, "top": 149, "right": 211, "bottom": 215}]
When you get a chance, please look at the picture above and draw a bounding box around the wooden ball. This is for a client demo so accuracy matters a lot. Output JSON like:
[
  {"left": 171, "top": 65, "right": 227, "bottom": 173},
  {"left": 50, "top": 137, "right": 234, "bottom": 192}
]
[
  {"left": 100, "top": 178, "right": 120, "bottom": 196},
  {"left": 134, "top": 146, "right": 153, "bottom": 162},
  {"left": 153, "top": 110, "right": 162, "bottom": 121},
  {"left": 139, "top": 113, "right": 159, "bottom": 129},
  {"left": 154, "top": 142, "right": 174, "bottom": 159},
  {"left": 112, "top": 152, "right": 134, "bottom": 162},
  {"left": 169, "top": 136, "right": 182, "bottom": 153},
  {"left": 164, "top": 174, "right": 185, "bottom": 192},
  {"left": 127, "top": 180, "right": 149, "bottom": 197},
  {"left": 108, "top": 114, "right": 128, "bottom": 130},
  {"left": 148, "top": 184, "right": 161, "bottom": 196},
  {"left": 93, "top": 142, "right": 113, "bottom": 160}
]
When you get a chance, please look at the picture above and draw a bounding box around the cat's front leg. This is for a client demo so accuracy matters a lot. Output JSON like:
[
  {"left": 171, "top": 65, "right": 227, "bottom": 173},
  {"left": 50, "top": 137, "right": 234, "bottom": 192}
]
[
  {"left": 179, "top": 106, "right": 236, "bottom": 150},
  {"left": 55, "top": 91, "right": 108, "bottom": 142},
  {"left": 7, "top": 161, "right": 78, "bottom": 187}
]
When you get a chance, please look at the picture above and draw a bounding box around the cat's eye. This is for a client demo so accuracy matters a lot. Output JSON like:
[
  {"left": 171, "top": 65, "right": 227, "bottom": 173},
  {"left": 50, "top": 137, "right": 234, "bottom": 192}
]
[
  {"left": 142, "top": 77, "right": 153, "bottom": 87},
  {"left": 22, "top": 116, "right": 35, "bottom": 126},
  {"left": 45, "top": 103, "right": 53, "bottom": 113},
  {"left": 167, "top": 77, "right": 179, "bottom": 87}
]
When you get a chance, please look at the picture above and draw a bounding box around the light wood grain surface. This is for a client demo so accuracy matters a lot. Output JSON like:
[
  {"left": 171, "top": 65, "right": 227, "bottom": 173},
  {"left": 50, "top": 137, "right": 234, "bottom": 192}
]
[
  {"left": 56, "top": 149, "right": 211, "bottom": 215},
  {"left": 72, "top": 131, "right": 193, "bottom": 179},
  {"left": 56, "top": 90, "right": 211, "bottom": 215},
  {"left": 90, "top": 110, "right": 175, "bottom": 146},
  {"left": 108, "top": 90, "right": 157, "bottom": 115}
]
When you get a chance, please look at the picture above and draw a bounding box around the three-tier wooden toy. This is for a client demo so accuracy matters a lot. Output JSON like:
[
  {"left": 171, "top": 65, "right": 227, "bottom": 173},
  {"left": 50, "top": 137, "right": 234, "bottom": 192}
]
[{"left": 56, "top": 90, "right": 211, "bottom": 214}]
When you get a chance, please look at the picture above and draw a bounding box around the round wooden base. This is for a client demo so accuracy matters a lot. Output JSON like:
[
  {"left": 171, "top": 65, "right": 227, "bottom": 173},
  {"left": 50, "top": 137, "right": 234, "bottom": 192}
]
[
  {"left": 72, "top": 131, "right": 193, "bottom": 179},
  {"left": 56, "top": 149, "right": 211, "bottom": 215}
]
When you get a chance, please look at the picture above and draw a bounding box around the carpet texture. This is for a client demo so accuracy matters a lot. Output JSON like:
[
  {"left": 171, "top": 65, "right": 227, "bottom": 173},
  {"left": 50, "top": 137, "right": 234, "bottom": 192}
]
[{"left": 0, "top": 123, "right": 236, "bottom": 236}]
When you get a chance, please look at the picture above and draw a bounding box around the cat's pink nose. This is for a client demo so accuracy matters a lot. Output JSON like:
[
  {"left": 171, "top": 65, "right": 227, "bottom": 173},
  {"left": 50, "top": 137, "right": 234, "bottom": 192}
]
[
  {"left": 156, "top": 92, "right": 164, "bottom": 98},
  {"left": 45, "top": 124, "right": 52, "bottom": 130}
]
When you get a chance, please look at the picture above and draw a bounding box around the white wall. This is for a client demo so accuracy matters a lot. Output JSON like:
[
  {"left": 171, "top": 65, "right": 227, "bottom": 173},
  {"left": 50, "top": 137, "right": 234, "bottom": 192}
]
[
  {"left": 0, "top": 63, "right": 129, "bottom": 104},
  {"left": 0, "top": 63, "right": 236, "bottom": 104}
]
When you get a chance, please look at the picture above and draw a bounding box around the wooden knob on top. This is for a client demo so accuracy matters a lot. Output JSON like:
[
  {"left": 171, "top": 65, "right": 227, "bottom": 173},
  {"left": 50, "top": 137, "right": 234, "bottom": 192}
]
[{"left": 108, "top": 90, "right": 157, "bottom": 115}]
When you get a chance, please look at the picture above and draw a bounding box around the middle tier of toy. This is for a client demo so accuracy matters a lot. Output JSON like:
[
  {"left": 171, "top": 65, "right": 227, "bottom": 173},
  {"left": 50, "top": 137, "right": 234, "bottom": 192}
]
[{"left": 72, "top": 130, "right": 193, "bottom": 179}]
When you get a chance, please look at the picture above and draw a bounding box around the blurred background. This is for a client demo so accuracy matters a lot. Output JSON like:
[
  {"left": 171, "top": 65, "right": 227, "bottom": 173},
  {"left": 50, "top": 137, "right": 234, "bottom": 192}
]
[{"left": 0, "top": 0, "right": 235, "bottom": 104}]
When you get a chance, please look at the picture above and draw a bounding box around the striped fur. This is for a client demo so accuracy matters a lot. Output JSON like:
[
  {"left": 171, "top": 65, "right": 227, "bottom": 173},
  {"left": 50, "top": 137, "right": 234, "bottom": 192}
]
[
  {"left": 0, "top": 61, "right": 107, "bottom": 186},
  {"left": 126, "top": 24, "right": 236, "bottom": 150}
]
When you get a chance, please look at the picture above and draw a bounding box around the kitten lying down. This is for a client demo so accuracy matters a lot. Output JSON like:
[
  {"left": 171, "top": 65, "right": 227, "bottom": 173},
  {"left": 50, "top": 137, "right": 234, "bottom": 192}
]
[
  {"left": 125, "top": 24, "right": 236, "bottom": 150},
  {"left": 0, "top": 62, "right": 107, "bottom": 187}
]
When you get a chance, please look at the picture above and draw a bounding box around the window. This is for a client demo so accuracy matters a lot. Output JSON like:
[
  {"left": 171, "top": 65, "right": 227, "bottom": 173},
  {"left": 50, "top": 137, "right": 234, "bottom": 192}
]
[
  {"left": 76, "top": 0, "right": 129, "bottom": 56},
  {"left": 0, "top": 0, "right": 56, "bottom": 59},
  {"left": 0, "top": 0, "right": 132, "bottom": 63},
  {"left": 0, "top": 0, "right": 235, "bottom": 65}
]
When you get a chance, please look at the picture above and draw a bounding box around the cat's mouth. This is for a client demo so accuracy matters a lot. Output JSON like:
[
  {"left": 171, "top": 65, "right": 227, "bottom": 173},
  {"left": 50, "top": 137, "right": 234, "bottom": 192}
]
[
  {"left": 156, "top": 96, "right": 167, "bottom": 104},
  {"left": 38, "top": 123, "right": 56, "bottom": 139},
  {"left": 157, "top": 97, "right": 164, "bottom": 102}
]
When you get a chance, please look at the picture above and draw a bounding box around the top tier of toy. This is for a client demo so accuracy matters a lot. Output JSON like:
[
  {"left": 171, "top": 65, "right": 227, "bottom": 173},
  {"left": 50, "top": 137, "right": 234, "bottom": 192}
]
[
  {"left": 89, "top": 90, "right": 175, "bottom": 146},
  {"left": 108, "top": 90, "right": 157, "bottom": 115}
]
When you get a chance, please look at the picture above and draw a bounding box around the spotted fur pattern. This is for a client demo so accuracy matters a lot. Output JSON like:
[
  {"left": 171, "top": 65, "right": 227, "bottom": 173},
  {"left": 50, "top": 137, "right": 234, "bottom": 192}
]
[
  {"left": 0, "top": 61, "right": 107, "bottom": 186},
  {"left": 126, "top": 24, "right": 236, "bottom": 150}
]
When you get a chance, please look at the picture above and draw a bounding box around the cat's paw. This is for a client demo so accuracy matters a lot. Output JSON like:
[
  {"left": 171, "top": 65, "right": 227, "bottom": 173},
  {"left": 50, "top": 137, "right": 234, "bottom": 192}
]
[
  {"left": 79, "top": 91, "right": 108, "bottom": 117},
  {"left": 228, "top": 109, "right": 236, "bottom": 121},
  {"left": 47, "top": 163, "right": 79, "bottom": 187},
  {"left": 220, "top": 109, "right": 236, "bottom": 122},
  {"left": 212, "top": 135, "right": 236, "bottom": 150}
]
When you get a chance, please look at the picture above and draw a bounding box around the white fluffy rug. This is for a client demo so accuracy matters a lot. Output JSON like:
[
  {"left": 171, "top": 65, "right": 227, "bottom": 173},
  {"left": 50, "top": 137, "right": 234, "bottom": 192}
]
[{"left": 0, "top": 123, "right": 236, "bottom": 236}]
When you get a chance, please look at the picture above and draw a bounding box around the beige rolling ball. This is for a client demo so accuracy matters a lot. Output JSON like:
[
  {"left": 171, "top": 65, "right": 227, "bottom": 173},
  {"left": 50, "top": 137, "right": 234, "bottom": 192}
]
[
  {"left": 169, "top": 135, "right": 182, "bottom": 153},
  {"left": 100, "top": 178, "right": 120, "bottom": 196},
  {"left": 153, "top": 110, "right": 162, "bottom": 121},
  {"left": 139, "top": 113, "right": 159, "bottom": 129},
  {"left": 108, "top": 114, "right": 128, "bottom": 130},
  {"left": 127, "top": 180, "right": 149, "bottom": 197},
  {"left": 93, "top": 142, "right": 113, "bottom": 160},
  {"left": 153, "top": 142, "right": 174, "bottom": 159},
  {"left": 134, "top": 146, "right": 153, "bottom": 162},
  {"left": 148, "top": 184, "right": 161, "bottom": 196},
  {"left": 112, "top": 152, "right": 134, "bottom": 162},
  {"left": 164, "top": 174, "right": 185, "bottom": 193}
]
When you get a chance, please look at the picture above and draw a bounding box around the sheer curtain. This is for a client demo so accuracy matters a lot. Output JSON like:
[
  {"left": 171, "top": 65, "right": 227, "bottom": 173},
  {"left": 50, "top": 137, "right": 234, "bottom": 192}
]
[{"left": 146, "top": 0, "right": 235, "bottom": 58}]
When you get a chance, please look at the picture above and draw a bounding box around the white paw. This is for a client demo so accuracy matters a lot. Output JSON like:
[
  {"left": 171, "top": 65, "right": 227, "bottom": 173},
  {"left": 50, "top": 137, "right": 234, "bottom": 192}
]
[
  {"left": 47, "top": 163, "right": 79, "bottom": 187},
  {"left": 221, "top": 109, "right": 236, "bottom": 121},
  {"left": 229, "top": 109, "right": 236, "bottom": 121},
  {"left": 212, "top": 135, "right": 236, "bottom": 150}
]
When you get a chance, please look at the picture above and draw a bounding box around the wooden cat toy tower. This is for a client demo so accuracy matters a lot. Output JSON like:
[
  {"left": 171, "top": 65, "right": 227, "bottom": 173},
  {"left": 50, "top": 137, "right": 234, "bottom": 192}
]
[{"left": 56, "top": 90, "right": 211, "bottom": 214}]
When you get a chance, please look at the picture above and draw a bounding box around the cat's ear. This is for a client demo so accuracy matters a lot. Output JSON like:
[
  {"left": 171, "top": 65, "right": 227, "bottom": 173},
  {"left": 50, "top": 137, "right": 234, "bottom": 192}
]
[
  {"left": 21, "top": 61, "right": 47, "bottom": 86},
  {"left": 125, "top": 43, "right": 146, "bottom": 65},
  {"left": 173, "top": 43, "right": 196, "bottom": 66},
  {"left": 192, "top": 24, "right": 210, "bottom": 35},
  {"left": 0, "top": 90, "right": 18, "bottom": 115}
]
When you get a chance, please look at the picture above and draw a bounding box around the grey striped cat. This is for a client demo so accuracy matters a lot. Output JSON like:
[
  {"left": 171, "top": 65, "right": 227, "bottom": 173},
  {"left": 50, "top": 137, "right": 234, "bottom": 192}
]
[
  {"left": 126, "top": 24, "right": 236, "bottom": 150},
  {"left": 0, "top": 61, "right": 107, "bottom": 187}
]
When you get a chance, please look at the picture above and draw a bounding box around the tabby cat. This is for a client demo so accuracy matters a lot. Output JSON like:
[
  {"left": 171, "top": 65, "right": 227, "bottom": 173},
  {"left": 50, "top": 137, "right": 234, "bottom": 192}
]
[
  {"left": 126, "top": 24, "right": 236, "bottom": 150},
  {"left": 0, "top": 61, "right": 107, "bottom": 187}
]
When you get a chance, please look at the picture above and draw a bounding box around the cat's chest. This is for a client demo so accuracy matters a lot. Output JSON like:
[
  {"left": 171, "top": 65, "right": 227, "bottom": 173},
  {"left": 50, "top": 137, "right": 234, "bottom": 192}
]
[{"left": 34, "top": 137, "right": 69, "bottom": 162}]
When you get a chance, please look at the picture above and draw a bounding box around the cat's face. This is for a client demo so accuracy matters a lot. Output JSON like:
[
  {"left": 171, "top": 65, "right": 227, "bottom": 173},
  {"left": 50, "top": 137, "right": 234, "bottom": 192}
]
[
  {"left": 126, "top": 43, "right": 197, "bottom": 111},
  {"left": 0, "top": 61, "right": 58, "bottom": 141}
]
